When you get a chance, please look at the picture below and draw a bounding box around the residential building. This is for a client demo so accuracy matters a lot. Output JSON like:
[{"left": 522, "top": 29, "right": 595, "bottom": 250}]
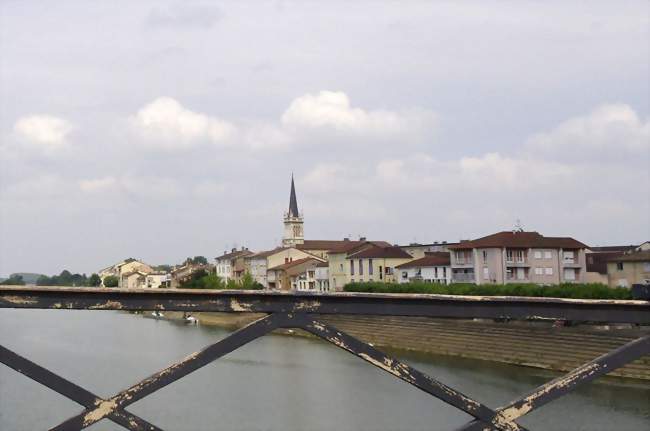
[
  {"left": 267, "top": 257, "right": 325, "bottom": 291},
  {"left": 215, "top": 247, "right": 253, "bottom": 283},
  {"left": 447, "top": 231, "right": 588, "bottom": 284},
  {"left": 121, "top": 270, "right": 148, "bottom": 289},
  {"left": 99, "top": 258, "right": 153, "bottom": 288},
  {"left": 395, "top": 252, "right": 451, "bottom": 284},
  {"left": 265, "top": 247, "right": 323, "bottom": 289},
  {"left": 606, "top": 250, "right": 650, "bottom": 288},
  {"left": 171, "top": 263, "right": 213, "bottom": 288},
  {"left": 398, "top": 242, "right": 458, "bottom": 259},
  {"left": 315, "top": 262, "right": 330, "bottom": 292},
  {"left": 343, "top": 244, "right": 413, "bottom": 285},
  {"left": 145, "top": 272, "right": 170, "bottom": 289},
  {"left": 585, "top": 245, "right": 638, "bottom": 284}
]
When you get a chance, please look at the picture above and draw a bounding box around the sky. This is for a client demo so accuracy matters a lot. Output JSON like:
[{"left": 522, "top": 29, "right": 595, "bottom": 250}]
[{"left": 0, "top": 1, "right": 648, "bottom": 276}]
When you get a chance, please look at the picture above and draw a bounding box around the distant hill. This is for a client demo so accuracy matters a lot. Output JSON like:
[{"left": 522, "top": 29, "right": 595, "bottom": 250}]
[{"left": 10, "top": 273, "right": 45, "bottom": 284}]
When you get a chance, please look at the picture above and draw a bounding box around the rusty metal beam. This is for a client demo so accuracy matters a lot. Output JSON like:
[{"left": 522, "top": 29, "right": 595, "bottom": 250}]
[
  {"left": 0, "top": 345, "right": 162, "bottom": 431},
  {"left": 1, "top": 287, "right": 648, "bottom": 323},
  {"left": 50, "top": 313, "right": 285, "bottom": 430},
  {"left": 457, "top": 335, "right": 650, "bottom": 431},
  {"left": 297, "top": 316, "right": 526, "bottom": 431}
]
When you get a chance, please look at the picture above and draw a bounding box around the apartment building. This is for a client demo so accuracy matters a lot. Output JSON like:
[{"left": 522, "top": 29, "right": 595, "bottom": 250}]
[
  {"left": 395, "top": 252, "right": 451, "bottom": 284},
  {"left": 447, "top": 231, "right": 588, "bottom": 284},
  {"left": 607, "top": 250, "right": 650, "bottom": 287},
  {"left": 215, "top": 247, "right": 253, "bottom": 282}
]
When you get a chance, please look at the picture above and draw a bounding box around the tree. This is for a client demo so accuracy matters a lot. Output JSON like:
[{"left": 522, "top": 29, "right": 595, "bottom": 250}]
[
  {"left": 185, "top": 256, "right": 208, "bottom": 266},
  {"left": 88, "top": 273, "right": 102, "bottom": 287},
  {"left": 103, "top": 275, "right": 119, "bottom": 288},
  {"left": 0, "top": 275, "right": 25, "bottom": 285}
]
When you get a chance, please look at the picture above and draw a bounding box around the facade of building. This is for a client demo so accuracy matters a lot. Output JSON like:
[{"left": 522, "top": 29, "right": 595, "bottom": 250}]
[
  {"left": 145, "top": 272, "right": 170, "bottom": 288},
  {"left": 170, "top": 263, "right": 213, "bottom": 288},
  {"left": 395, "top": 252, "right": 451, "bottom": 284},
  {"left": 606, "top": 250, "right": 650, "bottom": 287},
  {"left": 215, "top": 248, "right": 253, "bottom": 283},
  {"left": 447, "top": 231, "right": 588, "bottom": 285},
  {"left": 99, "top": 259, "right": 153, "bottom": 288},
  {"left": 315, "top": 262, "right": 330, "bottom": 291},
  {"left": 267, "top": 257, "right": 324, "bottom": 291},
  {"left": 343, "top": 244, "right": 413, "bottom": 285}
]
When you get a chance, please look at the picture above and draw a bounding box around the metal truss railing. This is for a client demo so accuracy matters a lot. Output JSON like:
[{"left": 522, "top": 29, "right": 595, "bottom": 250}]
[{"left": 1, "top": 287, "right": 649, "bottom": 431}]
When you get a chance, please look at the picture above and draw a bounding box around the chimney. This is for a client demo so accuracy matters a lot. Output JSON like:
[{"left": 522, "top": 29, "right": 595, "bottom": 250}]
[{"left": 360, "top": 237, "right": 366, "bottom": 241}]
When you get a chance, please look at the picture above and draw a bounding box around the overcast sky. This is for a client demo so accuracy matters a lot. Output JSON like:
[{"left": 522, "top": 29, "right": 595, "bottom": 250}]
[{"left": 1, "top": 1, "right": 648, "bottom": 276}]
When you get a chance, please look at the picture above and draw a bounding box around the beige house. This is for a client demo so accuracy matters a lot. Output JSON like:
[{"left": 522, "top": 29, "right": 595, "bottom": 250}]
[
  {"left": 607, "top": 250, "right": 650, "bottom": 288},
  {"left": 448, "top": 231, "right": 588, "bottom": 285},
  {"left": 99, "top": 259, "right": 153, "bottom": 288},
  {"left": 215, "top": 248, "right": 254, "bottom": 283},
  {"left": 267, "top": 257, "right": 325, "bottom": 291}
]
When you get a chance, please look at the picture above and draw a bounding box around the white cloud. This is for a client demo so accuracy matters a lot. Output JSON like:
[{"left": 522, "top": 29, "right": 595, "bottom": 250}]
[
  {"left": 79, "top": 176, "right": 118, "bottom": 192},
  {"left": 13, "top": 115, "right": 73, "bottom": 152},
  {"left": 526, "top": 104, "right": 650, "bottom": 159},
  {"left": 130, "top": 97, "right": 236, "bottom": 150},
  {"left": 78, "top": 175, "right": 180, "bottom": 200},
  {"left": 281, "top": 91, "right": 436, "bottom": 136}
]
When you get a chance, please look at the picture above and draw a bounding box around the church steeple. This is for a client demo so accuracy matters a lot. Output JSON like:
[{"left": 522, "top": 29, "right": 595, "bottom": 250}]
[
  {"left": 282, "top": 174, "right": 304, "bottom": 247},
  {"left": 288, "top": 174, "right": 299, "bottom": 217}
]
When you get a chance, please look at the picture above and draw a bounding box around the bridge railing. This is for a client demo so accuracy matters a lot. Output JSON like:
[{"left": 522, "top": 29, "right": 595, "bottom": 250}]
[{"left": 1, "top": 286, "right": 649, "bottom": 431}]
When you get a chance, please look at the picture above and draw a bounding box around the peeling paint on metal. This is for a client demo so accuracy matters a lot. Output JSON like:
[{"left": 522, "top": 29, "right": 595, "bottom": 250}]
[{"left": 82, "top": 398, "right": 118, "bottom": 426}]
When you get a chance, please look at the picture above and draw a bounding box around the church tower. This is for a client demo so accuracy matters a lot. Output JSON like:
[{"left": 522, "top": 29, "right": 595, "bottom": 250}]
[{"left": 282, "top": 175, "right": 304, "bottom": 247}]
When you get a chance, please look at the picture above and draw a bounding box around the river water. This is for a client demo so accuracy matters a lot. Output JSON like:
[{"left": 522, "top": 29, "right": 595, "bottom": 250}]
[{"left": 0, "top": 309, "right": 648, "bottom": 431}]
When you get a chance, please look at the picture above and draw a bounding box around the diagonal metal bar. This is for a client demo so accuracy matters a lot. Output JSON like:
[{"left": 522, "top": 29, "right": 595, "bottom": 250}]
[
  {"left": 457, "top": 335, "right": 650, "bottom": 431},
  {"left": 0, "top": 345, "right": 162, "bottom": 431},
  {"left": 296, "top": 315, "right": 527, "bottom": 431},
  {"left": 50, "top": 312, "right": 284, "bottom": 431}
]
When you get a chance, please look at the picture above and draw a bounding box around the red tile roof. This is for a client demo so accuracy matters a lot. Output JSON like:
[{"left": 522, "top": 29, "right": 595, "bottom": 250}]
[
  {"left": 268, "top": 257, "right": 322, "bottom": 271},
  {"left": 447, "top": 231, "right": 588, "bottom": 250},
  {"left": 610, "top": 250, "right": 650, "bottom": 263},
  {"left": 396, "top": 252, "right": 451, "bottom": 268},
  {"left": 297, "top": 239, "right": 391, "bottom": 253}
]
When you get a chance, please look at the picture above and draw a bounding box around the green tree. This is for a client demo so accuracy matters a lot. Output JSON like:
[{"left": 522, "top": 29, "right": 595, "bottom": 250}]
[
  {"left": 88, "top": 273, "right": 102, "bottom": 287},
  {"left": 36, "top": 275, "right": 52, "bottom": 286},
  {"left": 103, "top": 275, "right": 119, "bottom": 288},
  {"left": 0, "top": 275, "right": 25, "bottom": 285}
]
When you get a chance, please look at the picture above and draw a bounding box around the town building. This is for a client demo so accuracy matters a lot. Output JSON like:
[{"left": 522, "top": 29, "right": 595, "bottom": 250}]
[
  {"left": 395, "top": 252, "right": 451, "bottom": 284},
  {"left": 99, "top": 258, "right": 153, "bottom": 288},
  {"left": 215, "top": 248, "right": 253, "bottom": 283},
  {"left": 145, "top": 272, "right": 170, "bottom": 289},
  {"left": 315, "top": 262, "right": 330, "bottom": 291},
  {"left": 398, "top": 242, "right": 458, "bottom": 259},
  {"left": 267, "top": 257, "right": 325, "bottom": 291},
  {"left": 585, "top": 244, "right": 638, "bottom": 284},
  {"left": 606, "top": 250, "right": 650, "bottom": 288},
  {"left": 447, "top": 231, "right": 588, "bottom": 285},
  {"left": 170, "top": 262, "right": 213, "bottom": 288}
]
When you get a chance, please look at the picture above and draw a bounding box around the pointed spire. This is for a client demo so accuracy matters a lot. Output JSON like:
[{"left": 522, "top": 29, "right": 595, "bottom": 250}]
[{"left": 288, "top": 174, "right": 299, "bottom": 217}]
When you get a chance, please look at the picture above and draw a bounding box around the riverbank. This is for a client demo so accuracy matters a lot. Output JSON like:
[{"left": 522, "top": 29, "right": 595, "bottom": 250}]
[{"left": 146, "top": 311, "right": 650, "bottom": 381}]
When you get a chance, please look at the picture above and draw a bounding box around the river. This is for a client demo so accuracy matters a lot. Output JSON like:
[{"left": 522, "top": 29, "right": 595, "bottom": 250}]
[{"left": 0, "top": 309, "right": 648, "bottom": 431}]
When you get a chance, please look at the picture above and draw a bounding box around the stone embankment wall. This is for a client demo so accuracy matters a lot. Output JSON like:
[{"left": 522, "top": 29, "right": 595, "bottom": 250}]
[
  {"left": 184, "top": 312, "right": 650, "bottom": 381},
  {"left": 317, "top": 315, "right": 650, "bottom": 381}
]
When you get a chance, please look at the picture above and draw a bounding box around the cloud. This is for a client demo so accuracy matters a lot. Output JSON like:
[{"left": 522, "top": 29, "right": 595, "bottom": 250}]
[
  {"left": 281, "top": 91, "right": 437, "bottom": 137},
  {"left": 78, "top": 175, "right": 180, "bottom": 200},
  {"left": 130, "top": 97, "right": 236, "bottom": 150},
  {"left": 79, "top": 177, "right": 117, "bottom": 192},
  {"left": 146, "top": 4, "right": 221, "bottom": 29},
  {"left": 13, "top": 115, "right": 73, "bottom": 152},
  {"left": 526, "top": 103, "right": 650, "bottom": 160}
]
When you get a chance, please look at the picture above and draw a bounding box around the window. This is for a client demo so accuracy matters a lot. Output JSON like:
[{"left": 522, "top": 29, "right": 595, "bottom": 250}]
[
  {"left": 563, "top": 268, "right": 576, "bottom": 281},
  {"left": 368, "top": 259, "right": 373, "bottom": 275},
  {"left": 483, "top": 267, "right": 489, "bottom": 279},
  {"left": 434, "top": 267, "right": 438, "bottom": 278},
  {"left": 616, "top": 262, "right": 624, "bottom": 271},
  {"left": 506, "top": 249, "right": 514, "bottom": 262},
  {"left": 545, "top": 267, "right": 553, "bottom": 275},
  {"left": 340, "top": 263, "right": 344, "bottom": 271},
  {"left": 535, "top": 267, "right": 543, "bottom": 275},
  {"left": 416, "top": 268, "right": 422, "bottom": 276},
  {"left": 515, "top": 250, "right": 525, "bottom": 263},
  {"left": 402, "top": 271, "right": 408, "bottom": 279},
  {"left": 379, "top": 266, "right": 383, "bottom": 280},
  {"left": 534, "top": 250, "right": 542, "bottom": 259},
  {"left": 443, "top": 267, "right": 447, "bottom": 278},
  {"left": 482, "top": 250, "right": 488, "bottom": 263},
  {"left": 308, "top": 271, "right": 315, "bottom": 279},
  {"left": 359, "top": 259, "right": 364, "bottom": 275},
  {"left": 385, "top": 267, "right": 393, "bottom": 275},
  {"left": 563, "top": 251, "right": 575, "bottom": 263},
  {"left": 350, "top": 260, "right": 354, "bottom": 275},
  {"left": 644, "top": 262, "right": 650, "bottom": 272}
]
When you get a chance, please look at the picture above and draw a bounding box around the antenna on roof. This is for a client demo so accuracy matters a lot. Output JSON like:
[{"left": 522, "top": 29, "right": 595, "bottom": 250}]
[{"left": 513, "top": 219, "right": 524, "bottom": 233}]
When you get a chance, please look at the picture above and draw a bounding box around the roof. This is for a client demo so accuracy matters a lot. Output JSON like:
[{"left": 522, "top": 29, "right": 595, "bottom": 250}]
[
  {"left": 447, "top": 231, "right": 588, "bottom": 250},
  {"left": 216, "top": 249, "right": 254, "bottom": 261},
  {"left": 316, "top": 261, "right": 329, "bottom": 268},
  {"left": 589, "top": 245, "right": 638, "bottom": 253},
  {"left": 298, "top": 239, "right": 392, "bottom": 253},
  {"left": 586, "top": 252, "right": 623, "bottom": 274},
  {"left": 348, "top": 245, "right": 412, "bottom": 259},
  {"left": 396, "top": 252, "right": 451, "bottom": 268},
  {"left": 398, "top": 242, "right": 459, "bottom": 248},
  {"left": 610, "top": 250, "right": 650, "bottom": 263},
  {"left": 248, "top": 247, "right": 288, "bottom": 259},
  {"left": 268, "top": 257, "right": 321, "bottom": 271},
  {"left": 288, "top": 175, "right": 299, "bottom": 217}
]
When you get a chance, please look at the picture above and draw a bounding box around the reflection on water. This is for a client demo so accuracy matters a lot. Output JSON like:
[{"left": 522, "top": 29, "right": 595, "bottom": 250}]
[{"left": 1, "top": 309, "right": 648, "bottom": 431}]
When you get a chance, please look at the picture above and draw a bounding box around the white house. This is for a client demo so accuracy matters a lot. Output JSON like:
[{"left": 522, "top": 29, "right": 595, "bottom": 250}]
[
  {"left": 315, "top": 262, "right": 330, "bottom": 292},
  {"left": 395, "top": 252, "right": 451, "bottom": 284},
  {"left": 215, "top": 248, "right": 253, "bottom": 282}
]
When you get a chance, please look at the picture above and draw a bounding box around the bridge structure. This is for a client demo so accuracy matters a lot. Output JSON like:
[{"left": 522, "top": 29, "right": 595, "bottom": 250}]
[{"left": 1, "top": 286, "right": 649, "bottom": 431}]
